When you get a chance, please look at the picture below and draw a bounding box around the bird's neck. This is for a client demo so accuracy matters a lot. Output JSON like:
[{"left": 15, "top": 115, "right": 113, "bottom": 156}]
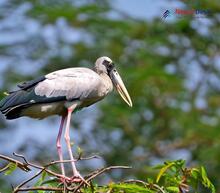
[{"left": 99, "top": 73, "right": 114, "bottom": 96}]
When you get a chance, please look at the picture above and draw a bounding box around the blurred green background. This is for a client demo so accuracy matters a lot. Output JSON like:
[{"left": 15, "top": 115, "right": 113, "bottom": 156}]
[{"left": 0, "top": 0, "right": 220, "bottom": 192}]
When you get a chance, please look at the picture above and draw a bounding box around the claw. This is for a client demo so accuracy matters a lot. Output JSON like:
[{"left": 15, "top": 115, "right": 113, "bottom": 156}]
[
  {"left": 59, "top": 175, "right": 72, "bottom": 183},
  {"left": 59, "top": 175, "right": 89, "bottom": 186}
]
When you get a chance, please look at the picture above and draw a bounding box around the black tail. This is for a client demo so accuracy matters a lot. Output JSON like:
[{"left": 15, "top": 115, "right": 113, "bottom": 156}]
[
  {"left": 0, "top": 76, "right": 47, "bottom": 119},
  {"left": 0, "top": 90, "right": 31, "bottom": 119},
  {"left": 0, "top": 89, "right": 66, "bottom": 120},
  {"left": 0, "top": 75, "right": 67, "bottom": 120}
]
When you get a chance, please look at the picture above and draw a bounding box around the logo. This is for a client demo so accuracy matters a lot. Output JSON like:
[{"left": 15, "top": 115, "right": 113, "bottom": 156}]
[
  {"left": 162, "top": 8, "right": 211, "bottom": 19},
  {"left": 162, "top": 10, "right": 171, "bottom": 19}
]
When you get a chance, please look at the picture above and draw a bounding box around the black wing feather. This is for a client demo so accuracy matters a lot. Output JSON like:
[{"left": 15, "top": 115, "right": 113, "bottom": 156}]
[
  {"left": 0, "top": 76, "right": 66, "bottom": 119},
  {"left": 17, "top": 75, "right": 46, "bottom": 90}
]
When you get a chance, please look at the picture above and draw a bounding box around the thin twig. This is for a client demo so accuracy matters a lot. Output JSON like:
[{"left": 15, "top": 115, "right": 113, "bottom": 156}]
[
  {"left": 123, "top": 179, "right": 166, "bottom": 193},
  {"left": 13, "top": 152, "right": 29, "bottom": 165},
  {"left": 44, "top": 155, "right": 101, "bottom": 167},
  {"left": 13, "top": 153, "right": 64, "bottom": 179},
  {"left": 0, "top": 164, "right": 10, "bottom": 173},
  {"left": 13, "top": 186, "right": 63, "bottom": 192},
  {"left": 86, "top": 166, "right": 132, "bottom": 180},
  {"left": 13, "top": 170, "right": 44, "bottom": 193},
  {"left": 2, "top": 153, "right": 133, "bottom": 193},
  {"left": 123, "top": 179, "right": 149, "bottom": 186},
  {"left": 71, "top": 166, "right": 132, "bottom": 193},
  {"left": 0, "top": 154, "right": 30, "bottom": 172}
]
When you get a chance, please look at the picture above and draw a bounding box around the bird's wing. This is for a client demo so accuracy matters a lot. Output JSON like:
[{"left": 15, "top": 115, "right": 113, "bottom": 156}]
[
  {"left": 17, "top": 75, "right": 46, "bottom": 90},
  {"left": 0, "top": 67, "right": 102, "bottom": 119},
  {"left": 34, "top": 68, "right": 102, "bottom": 100}
]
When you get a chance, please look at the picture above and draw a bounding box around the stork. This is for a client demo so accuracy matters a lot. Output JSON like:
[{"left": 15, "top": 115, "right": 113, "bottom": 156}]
[{"left": 0, "top": 56, "right": 132, "bottom": 182}]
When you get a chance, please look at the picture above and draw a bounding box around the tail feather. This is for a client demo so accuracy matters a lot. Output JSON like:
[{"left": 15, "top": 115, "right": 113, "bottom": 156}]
[
  {"left": 0, "top": 90, "right": 31, "bottom": 119},
  {"left": 0, "top": 88, "right": 66, "bottom": 120}
]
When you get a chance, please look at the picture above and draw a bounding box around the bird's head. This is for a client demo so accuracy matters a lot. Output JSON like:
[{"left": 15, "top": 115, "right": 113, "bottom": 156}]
[{"left": 95, "top": 56, "right": 132, "bottom": 107}]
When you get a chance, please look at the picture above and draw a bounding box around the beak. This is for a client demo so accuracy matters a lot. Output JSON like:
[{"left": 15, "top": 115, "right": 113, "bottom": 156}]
[{"left": 110, "top": 68, "right": 133, "bottom": 107}]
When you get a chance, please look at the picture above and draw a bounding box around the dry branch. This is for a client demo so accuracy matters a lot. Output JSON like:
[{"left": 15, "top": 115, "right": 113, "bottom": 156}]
[{"left": 0, "top": 153, "right": 131, "bottom": 193}]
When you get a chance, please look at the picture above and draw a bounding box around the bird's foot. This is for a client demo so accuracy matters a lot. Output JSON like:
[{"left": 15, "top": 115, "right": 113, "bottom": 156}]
[
  {"left": 59, "top": 174, "right": 89, "bottom": 185},
  {"left": 70, "top": 172, "right": 90, "bottom": 186},
  {"left": 59, "top": 175, "right": 72, "bottom": 184}
]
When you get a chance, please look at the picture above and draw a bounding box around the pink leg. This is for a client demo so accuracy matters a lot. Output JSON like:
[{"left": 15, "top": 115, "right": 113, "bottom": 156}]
[
  {"left": 64, "top": 103, "right": 81, "bottom": 178},
  {"left": 56, "top": 115, "right": 66, "bottom": 176}
]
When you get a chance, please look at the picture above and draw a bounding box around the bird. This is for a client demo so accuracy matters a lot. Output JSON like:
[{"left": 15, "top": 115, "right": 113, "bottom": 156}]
[{"left": 0, "top": 56, "right": 132, "bottom": 182}]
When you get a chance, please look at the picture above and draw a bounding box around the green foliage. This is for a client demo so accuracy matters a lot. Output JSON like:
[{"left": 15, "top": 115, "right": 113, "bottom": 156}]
[
  {"left": 84, "top": 160, "right": 215, "bottom": 193},
  {"left": 2, "top": 159, "right": 214, "bottom": 193},
  {"left": 4, "top": 162, "right": 17, "bottom": 176}
]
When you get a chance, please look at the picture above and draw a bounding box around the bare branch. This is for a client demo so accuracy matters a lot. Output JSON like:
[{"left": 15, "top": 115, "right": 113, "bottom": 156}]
[
  {"left": 13, "top": 152, "right": 29, "bottom": 165},
  {"left": 1, "top": 153, "right": 133, "bottom": 193},
  {"left": 0, "top": 164, "right": 10, "bottom": 173},
  {"left": 71, "top": 166, "right": 132, "bottom": 193},
  {"left": 0, "top": 154, "right": 30, "bottom": 172},
  {"left": 13, "top": 170, "right": 44, "bottom": 193},
  {"left": 44, "top": 154, "right": 101, "bottom": 167},
  {"left": 13, "top": 186, "right": 63, "bottom": 192},
  {"left": 123, "top": 179, "right": 166, "bottom": 193}
]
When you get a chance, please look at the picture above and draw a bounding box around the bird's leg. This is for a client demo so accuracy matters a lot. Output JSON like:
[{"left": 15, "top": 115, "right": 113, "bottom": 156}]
[
  {"left": 56, "top": 115, "right": 66, "bottom": 177},
  {"left": 64, "top": 103, "right": 83, "bottom": 181}
]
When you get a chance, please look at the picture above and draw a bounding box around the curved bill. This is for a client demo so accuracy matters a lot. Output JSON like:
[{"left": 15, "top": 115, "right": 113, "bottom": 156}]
[{"left": 110, "top": 68, "right": 132, "bottom": 107}]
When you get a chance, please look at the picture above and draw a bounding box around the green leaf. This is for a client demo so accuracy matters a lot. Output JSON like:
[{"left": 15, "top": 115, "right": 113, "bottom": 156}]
[
  {"left": 191, "top": 168, "right": 199, "bottom": 180},
  {"left": 109, "top": 183, "right": 153, "bottom": 193},
  {"left": 4, "top": 163, "right": 17, "bottom": 176},
  {"left": 156, "top": 162, "right": 174, "bottom": 183},
  {"left": 166, "top": 186, "right": 179, "bottom": 192},
  {"left": 200, "top": 167, "right": 216, "bottom": 193},
  {"left": 41, "top": 170, "right": 47, "bottom": 182},
  {"left": 77, "top": 146, "right": 83, "bottom": 156}
]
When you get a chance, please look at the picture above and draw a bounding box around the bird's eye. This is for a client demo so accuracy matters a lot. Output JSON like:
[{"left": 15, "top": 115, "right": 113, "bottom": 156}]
[{"left": 103, "top": 60, "right": 110, "bottom": 66}]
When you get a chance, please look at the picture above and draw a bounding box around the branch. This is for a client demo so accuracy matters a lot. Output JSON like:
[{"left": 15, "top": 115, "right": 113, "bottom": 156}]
[
  {"left": 71, "top": 166, "right": 132, "bottom": 192},
  {"left": 13, "top": 170, "right": 44, "bottom": 193},
  {"left": 44, "top": 154, "right": 101, "bottom": 167},
  {"left": 123, "top": 179, "right": 166, "bottom": 193},
  {"left": 13, "top": 187, "right": 63, "bottom": 192},
  {"left": 0, "top": 154, "right": 30, "bottom": 172},
  {"left": 1, "top": 153, "right": 132, "bottom": 193}
]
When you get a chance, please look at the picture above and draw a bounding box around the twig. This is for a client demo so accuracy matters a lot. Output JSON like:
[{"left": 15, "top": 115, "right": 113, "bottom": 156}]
[
  {"left": 2, "top": 153, "right": 133, "bottom": 193},
  {"left": 44, "top": 154, "right": 101, "bottom": 167},
  {"left": 86, "top": 166, "right": 132, "bottom": 180},
  {"left": 13, "top": 152, "right": 64, "bottom": 179},
  {"left": 71, "top": 166, "right": 132, "bottom": 193},
  {"left": 13, "top": 170, "right": 44, "bottom": 193},
  {"left": 0, "top": 154, "right": 30, "bottom": 172},
  {"left": 13, "top": 186, "right": 63, "bottom": 192},
  {"left": 123, "top": 179, "right": 149, "bottom": 186},
  {"left": 123, "top": 179, "right": 166, "bottom": 193},
  {"left": 13, "top": 152, "right": 29, "bottom": 165},
  {"left": 0, "top": 164, "right": 10, "bottom": 173}
]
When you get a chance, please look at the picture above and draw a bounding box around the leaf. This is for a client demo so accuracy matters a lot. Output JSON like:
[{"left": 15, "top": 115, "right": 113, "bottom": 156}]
[
  {"left": 191, "top": 168, "right": 199, "bottom": 180},
  {"left": 4, "top": 163, "right": 17, "bottom": 175},
  {"left": 156, "top": 162, "right": 174, "bottom": 183},
  {"left": 166, "top": 186, "right": 179, "bottom": 192},
  {"left": 200, "top": 166, "right": 216, "bottom": 193},
  {"left": 41, "top": 170, "right": 47, "bottom": 182},
  {"left": 147, "top": 178, "right": 153, "bottom": 183},
  {"left": 77, "top": 146, "right": 83, "bottom": 156},
  {"left": 109, "top": 183, "right": 153, "bottom": 193}
]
